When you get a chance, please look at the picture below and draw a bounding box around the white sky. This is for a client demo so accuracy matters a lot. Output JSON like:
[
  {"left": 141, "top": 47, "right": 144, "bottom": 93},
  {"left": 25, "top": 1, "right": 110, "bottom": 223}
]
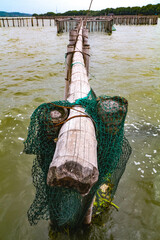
[{"left": 1, "top": 0, "right": 160, "bottom": 14}]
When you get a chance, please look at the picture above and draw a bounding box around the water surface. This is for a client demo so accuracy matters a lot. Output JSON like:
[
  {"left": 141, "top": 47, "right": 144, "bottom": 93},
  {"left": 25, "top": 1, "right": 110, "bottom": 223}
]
[{"left": 0, "top": 20, "right": 160, "bottom": 240}]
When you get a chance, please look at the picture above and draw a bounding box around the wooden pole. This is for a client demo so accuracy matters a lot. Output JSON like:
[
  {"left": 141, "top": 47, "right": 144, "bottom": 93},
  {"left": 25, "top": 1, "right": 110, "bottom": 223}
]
[
  {"left": 2, "top": 18, "right": 5, "bottom": 27},
  {"left": 22, "top": 18, "right": 25, "bottom": 27},
  {"left": 83, "top": 201, "right": 94, "bottom": 225},
  {"left": 26, "top": 18, "right": 28, "bottom": 27},
  {"left": 0, "top": 19, "right": 1, "bottom": 27},
  {"left": 69, "top": 29, "right": 77, "bottom": 45},
  {"left": 57, "top": 21, "right": 60, "bottom": 33},
  {"left": 31, "top": 18, "right": 34, "bottom": 27},
  {"left": 6, "top": 18, "right": 9, "bottom": 27},
  {"left": 65, "top": 44, "right": 74, "bottom": 100},
  {"left": 17, "top": 18, "right": 20, "bottom": 27},
  {"left": 47, "top": 21, "right": 99, "bottom": 196},
  {"left": 42, "top": 18, "right": 44, "bottom": 27},
  {"left": 36, "top": 18, "right": 39, "bottom": 27},
  {"left": 12, "top": 18, "right": 15, "bottom": 27}
]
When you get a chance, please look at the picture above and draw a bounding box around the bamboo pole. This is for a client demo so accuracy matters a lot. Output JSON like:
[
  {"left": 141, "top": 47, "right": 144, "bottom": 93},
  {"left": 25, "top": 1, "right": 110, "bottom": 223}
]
[{"left": 47, "top": 21, "right": 99, "bottom": 196}]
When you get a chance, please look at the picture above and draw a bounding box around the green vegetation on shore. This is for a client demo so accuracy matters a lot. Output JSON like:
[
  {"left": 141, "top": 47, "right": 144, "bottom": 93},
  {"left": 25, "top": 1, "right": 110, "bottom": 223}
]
[
  {"left": 0, "top": 11, "right": 31, "bottom": 17},
  {"left": 33, "top": 3, "right": 160, "bottom": 17}
]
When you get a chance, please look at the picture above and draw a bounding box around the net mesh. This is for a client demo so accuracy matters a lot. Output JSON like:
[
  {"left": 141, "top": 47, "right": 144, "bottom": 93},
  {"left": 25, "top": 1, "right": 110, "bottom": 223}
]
[{"left": 24, "top": 90, "right": 131, "bottom": 229}]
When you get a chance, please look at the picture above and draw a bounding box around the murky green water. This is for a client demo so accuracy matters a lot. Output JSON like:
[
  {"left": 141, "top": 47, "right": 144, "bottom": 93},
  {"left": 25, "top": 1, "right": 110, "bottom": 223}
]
[{"left": 0, "top": 20, "right": 160, "bottom": 240}]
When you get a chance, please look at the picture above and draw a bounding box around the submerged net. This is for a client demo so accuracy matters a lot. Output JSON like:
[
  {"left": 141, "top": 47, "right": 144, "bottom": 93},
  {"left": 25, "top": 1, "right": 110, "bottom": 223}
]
[{"left": 24, "top": 90, "right": 131, "bottom": 229}]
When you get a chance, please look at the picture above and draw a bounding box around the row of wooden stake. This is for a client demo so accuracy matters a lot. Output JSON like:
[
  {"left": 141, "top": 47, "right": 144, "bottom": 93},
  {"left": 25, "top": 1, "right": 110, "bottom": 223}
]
[{"left": 0, "top": 18, "right": 54, "bottom": 27}]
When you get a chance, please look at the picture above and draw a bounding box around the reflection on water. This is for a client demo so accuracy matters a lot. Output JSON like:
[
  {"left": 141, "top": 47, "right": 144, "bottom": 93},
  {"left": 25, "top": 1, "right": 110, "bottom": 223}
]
[{"left": 0, "top": 20, "right": 160, "bottom": 240}]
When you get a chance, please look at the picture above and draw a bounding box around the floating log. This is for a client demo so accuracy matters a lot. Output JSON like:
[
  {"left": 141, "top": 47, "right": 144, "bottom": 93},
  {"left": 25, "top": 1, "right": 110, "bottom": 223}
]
[{"left": 47, "top": 21, "right": 99, "bottom": 195}]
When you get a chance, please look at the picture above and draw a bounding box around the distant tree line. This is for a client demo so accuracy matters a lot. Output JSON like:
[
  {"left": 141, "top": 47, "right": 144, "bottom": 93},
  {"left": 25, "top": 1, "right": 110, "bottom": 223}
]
[
  {"left": 33, "top": 4, "right": 160, "bottom": 17},
  {"left": 0, "top": 11, "right": 31, "bottom": 17}
]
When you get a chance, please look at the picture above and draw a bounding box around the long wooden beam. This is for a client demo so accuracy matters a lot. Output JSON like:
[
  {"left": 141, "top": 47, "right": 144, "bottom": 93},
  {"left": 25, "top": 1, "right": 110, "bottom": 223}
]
[{"left": 47, "top": 21, "right": 99, "bottom": 195}]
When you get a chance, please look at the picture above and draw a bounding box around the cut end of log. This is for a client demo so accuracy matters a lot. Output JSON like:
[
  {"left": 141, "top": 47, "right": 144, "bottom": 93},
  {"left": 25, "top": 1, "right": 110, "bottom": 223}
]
[{"left": 47, "top": 160, "right": 99, "bottom": 195}]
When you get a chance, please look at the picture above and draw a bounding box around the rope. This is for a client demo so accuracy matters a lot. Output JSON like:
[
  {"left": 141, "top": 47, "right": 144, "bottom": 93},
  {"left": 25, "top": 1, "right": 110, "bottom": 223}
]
[
  {"left": 71, "top": 62, "right": 85, "bottom": 67},
  {"left": 49, "top": 91, "right": 97, "bottom": 128},
  {"left": 65, "top": 51, "right": 90, "bottom": 57},
  {"left": 84, "top": 0, "right": 94, "bottom": 26},
  {"left": 54, "top": 114, "right": 90, "bottom": 127}
]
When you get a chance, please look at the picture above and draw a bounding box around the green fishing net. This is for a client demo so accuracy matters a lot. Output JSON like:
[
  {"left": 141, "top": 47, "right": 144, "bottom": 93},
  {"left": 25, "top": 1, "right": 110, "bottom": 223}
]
[{"left": 24, "top": 89, "right": 131, "bottom": 229}]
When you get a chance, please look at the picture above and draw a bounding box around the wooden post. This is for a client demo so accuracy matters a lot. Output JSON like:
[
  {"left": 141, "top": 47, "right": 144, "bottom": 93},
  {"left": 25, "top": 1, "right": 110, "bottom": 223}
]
[
  {"left": 6, "top": 18, "right": 9, "bottom": 27},
  {"left": 83, "top": 201, "right": 94, "bottom": 225},
  {"left": 91, "top": 21, "right": 93, "bottom": 32},
  {"left": 146, "top": 17, "right": 149, "bottom": 25},
  {"left": 155, "top": 16, "right": 158, "bottom": 25},
  {"left": 2, "top": 18, "right": 5, "bottom": 27},
  {"left": 58, "top": 21, "right": 63, "bottom": 33},
  {"left": 69, "top": 21, "right": 72, "bottom": 31},
  {"left": 65, "top": 44, "right": 74, "bottom": 100},
  {"left": 98, "top": 21, "right": 100, "bottom": 31},
  {"left": 47, "top": 21, "right": 99, "bottom": 195},
  {"left": 0, "top": 19, "right": 1, "bottom": 28},
  {"left": 69, "top": 29, "right": 77, "bottom": 45},
  {"left": 57, "top": 21, "right": 60, "bottom": 33},
  {"left": 104, "top": 21, "right": 108, "bottom": 32},
  {"left": 31, "top": 18, "right": 34, "bottom": 27},
  {"left": 17, "top": 18, "right": 20, "bottom": 27},
  {"left": 88, "top": 21, "right": 91, "bottom": 32},
  {"left": 36, "top": 18, "right": 39, "bottom": 27},
  {"left": 12, "top": 18, "right": 15, "bottom": 27},
  {"left": 82, "top": 28, "right": 88, "bottom": 45},
  {"left": 26, "top": 18, "right": 28, "bottom": 27},
  {"left": 65, "top": 21, "right": 67, "bottom": 32},
  {"left": 42, "top": 18, "right": 44, "bottom": 27},
  {"left": 22, "top": 18, "right": 24, "bottom": 27},
  {"left": 83, "top": 44, "right": 90, "bottom": 76}
]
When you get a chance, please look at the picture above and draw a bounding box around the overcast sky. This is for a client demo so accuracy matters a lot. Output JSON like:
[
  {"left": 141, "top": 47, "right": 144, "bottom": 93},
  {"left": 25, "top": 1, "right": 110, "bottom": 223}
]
[{"left": 1, "top": 0, "right": 160, "bottom": 14}]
